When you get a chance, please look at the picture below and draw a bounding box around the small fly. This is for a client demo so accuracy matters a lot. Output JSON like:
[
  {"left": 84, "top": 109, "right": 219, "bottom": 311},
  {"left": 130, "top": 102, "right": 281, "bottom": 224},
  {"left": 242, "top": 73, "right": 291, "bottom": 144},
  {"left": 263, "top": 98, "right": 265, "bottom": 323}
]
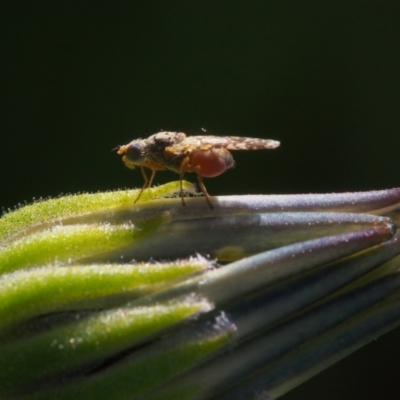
[{"left": 117, "top": 131, "right": 280, "bottom": 208}]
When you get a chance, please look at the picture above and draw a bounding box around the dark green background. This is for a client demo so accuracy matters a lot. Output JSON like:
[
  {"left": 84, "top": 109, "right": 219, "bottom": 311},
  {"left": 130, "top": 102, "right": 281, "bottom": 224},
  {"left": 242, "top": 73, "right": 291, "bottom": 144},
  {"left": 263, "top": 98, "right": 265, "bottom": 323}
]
[{"left": 1, "top": 2, "right": 400, "bottom": 399}]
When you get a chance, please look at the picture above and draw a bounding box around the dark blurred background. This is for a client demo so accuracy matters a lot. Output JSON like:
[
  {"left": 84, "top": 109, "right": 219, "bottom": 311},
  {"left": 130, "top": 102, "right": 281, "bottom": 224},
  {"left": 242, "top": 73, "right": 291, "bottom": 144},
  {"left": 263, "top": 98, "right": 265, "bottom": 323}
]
[{"left": 1, "top": 1, "right": 399, "bottom": 399}]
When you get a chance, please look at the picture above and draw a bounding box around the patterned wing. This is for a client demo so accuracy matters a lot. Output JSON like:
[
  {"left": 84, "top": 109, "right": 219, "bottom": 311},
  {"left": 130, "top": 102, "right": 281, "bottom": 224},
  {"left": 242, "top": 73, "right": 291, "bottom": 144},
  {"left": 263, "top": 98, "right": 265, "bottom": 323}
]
[{"left": 165, "top": 135, "right": 280, "bottom": 155}]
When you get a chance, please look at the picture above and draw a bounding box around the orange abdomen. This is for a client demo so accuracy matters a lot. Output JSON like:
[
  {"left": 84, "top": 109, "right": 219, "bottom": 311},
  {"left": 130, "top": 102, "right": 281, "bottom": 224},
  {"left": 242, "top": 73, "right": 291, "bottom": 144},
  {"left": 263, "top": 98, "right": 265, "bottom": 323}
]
[{"left": 190, "top": 149, "right": 234, "bottom": 177}]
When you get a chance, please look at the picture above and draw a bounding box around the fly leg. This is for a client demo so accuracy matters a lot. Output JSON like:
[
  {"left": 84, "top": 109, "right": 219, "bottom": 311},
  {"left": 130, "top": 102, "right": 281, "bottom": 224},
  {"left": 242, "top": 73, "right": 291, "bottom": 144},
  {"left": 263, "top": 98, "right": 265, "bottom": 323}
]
[
  {"left": 195, "top": 172, "right": 213, "bottom": 209},
  {"left": 179, "top": 157, "right": 214, "bottom": 209},
  {"left": 134, "top": 166, "right": 156, "bottom": 203},
  {"left": 179, "top": 157, "right": 189, "bottom": 206}
]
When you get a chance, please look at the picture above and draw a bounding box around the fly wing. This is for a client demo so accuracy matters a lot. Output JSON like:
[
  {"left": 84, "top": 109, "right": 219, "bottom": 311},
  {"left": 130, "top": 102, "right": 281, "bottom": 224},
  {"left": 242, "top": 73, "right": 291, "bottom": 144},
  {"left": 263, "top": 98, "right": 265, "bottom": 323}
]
[{"left": 166, "top": 135, "right": 280, "bottom": 154}]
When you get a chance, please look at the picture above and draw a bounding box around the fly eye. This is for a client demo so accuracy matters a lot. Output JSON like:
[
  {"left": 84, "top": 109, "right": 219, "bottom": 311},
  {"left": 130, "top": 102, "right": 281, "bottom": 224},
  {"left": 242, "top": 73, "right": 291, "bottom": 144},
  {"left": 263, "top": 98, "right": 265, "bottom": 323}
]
[{"left": 125, "top": 143, "right": 142, "bottom": 162}]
